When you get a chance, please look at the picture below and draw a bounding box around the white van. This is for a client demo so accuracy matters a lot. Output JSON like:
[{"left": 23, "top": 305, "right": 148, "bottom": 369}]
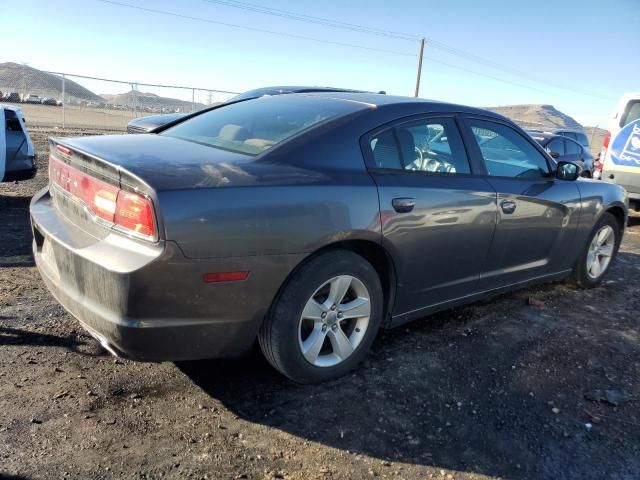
[{"left": 600, "top": 93, "right": 640, "bottom": 211}]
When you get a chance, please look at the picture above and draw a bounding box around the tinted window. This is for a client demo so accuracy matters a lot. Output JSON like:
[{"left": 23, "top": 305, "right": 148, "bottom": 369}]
[
  {"left": 370, "top": 118, "right": 470, "bottom": 174},
  {"left": 547, "top": 138, "right": 564, "bottom": 155},
  {"left": 370, "top": 130, "right": 402, "bottom": 169},
  {"left": 621, "top": 101, "right": 640, "bottom": 127},
  {"left": 575, "top": 133, "right": 589, "bottom": 147},
  {"left": 564, "top": 139, "right": 580, "bottom": 155},
  {"left": 469, "top": 120, "right": 550, "bottom": 179},
  {"left": 162, "top": 96, "right": 359, "bottom": 156}
]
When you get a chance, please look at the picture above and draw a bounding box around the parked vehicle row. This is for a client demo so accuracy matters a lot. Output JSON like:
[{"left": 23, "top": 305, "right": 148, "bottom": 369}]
[
  {"left": 527, "top": 131, "right": 594, "bottom": 177},
  {"left": 0, "top": 91, "right": 61, "bottom": 106},
  {"left": 31, "top": 92, "right": 627, "bottom": 383}
]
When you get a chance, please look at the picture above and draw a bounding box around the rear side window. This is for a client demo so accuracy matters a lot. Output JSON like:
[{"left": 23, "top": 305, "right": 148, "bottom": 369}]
[
  {"left": 564, "top": 139, "right": 580, "bottom": 155},
  {"left": 468, "top": 119, "right": 550, "bottom": 179},
  {"left": 4, "top": 109, "right": 21, "bottom": 132},
  {"left": 547, "top": 138, "right": 564, "bottom": 155},
  {"left": 575, "top": 133, "right": 589, "bottom": 147},
  {"left": 370, "top": 118, "right": 471, "bottom": 174},
  {"left": 621, "top": 101, "right": 640, "bottom": 127},
  {"left": 162, "top": 96, "right": 359, "bottom": 156}
]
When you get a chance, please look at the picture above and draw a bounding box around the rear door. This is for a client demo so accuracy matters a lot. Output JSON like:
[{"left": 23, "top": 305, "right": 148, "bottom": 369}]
[
  {"left": 461, "top": 116, "right": 581, "bottom": 291},
  {"left": 362, "top": 114, "right": 497, "bottom": 316}
]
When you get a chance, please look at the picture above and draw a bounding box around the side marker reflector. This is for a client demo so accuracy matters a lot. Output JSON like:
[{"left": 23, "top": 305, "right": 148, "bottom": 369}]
[{"left": 203, "top": 271, "right": 249, "bottom": 283}]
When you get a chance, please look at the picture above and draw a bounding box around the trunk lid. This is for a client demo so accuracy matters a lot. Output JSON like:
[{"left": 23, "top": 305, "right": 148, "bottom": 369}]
[{"left": 58, "top": 133, "right": 255, "bottom": 192}]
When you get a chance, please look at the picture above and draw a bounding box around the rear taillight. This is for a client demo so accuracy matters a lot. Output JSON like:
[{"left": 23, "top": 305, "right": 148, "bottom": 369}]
[
  {"left": 114, "top": 191, "right": 155, "bottom": 238},
  {"left": 49, "top": 153, "right": 156, "bottom": 241},
  {"left": 599, "top": 130, "right": 611, "bottom": 168}
]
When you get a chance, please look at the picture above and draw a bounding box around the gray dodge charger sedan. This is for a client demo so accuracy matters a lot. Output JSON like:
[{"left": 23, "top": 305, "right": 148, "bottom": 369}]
[{"left": 30, "top": 93, "right": 628, "bottom": 383}]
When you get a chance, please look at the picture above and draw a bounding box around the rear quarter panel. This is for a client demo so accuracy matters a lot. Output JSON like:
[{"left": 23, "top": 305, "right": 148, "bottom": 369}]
[
  {"left": 573, "top": 179, "right": 628, "bottom": 252},
  {"left": 158, "top": 113, "right": 383, "bottom": 258}
]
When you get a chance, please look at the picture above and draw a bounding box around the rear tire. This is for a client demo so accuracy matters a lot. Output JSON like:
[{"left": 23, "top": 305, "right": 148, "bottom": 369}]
[
  {"left": 573, "top": 212, "right": 620, "bottom": 288},
  {"left": 258, "top": 250, "right": 383, "bottom": 383}
]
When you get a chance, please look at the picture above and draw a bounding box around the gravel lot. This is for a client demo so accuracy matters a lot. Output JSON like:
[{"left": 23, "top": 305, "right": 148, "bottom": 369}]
[{"left": 1, "top": 129, "right": 639, "bottom": 480}]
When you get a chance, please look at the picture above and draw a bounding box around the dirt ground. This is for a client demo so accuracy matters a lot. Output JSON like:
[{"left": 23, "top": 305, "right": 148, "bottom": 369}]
[{"left": 1, "top": 129, "right": 639, "bottom": 480}]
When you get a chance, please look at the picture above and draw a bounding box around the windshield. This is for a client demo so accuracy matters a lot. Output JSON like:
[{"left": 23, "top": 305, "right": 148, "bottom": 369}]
[{"left": 162, "top": 95, "right": 361, "bottom": 156}]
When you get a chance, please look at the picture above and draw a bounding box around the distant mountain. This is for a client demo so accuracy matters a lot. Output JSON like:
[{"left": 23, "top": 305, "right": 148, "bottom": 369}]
[
  {"left": 101, "top": 90, "right": 206, "bottom": 110},
  {"left": 0, "top": 62, "right": 103, "bottom": 102},
  {"left": 487, "top": 104, "right": 583, "bottom": 131}
]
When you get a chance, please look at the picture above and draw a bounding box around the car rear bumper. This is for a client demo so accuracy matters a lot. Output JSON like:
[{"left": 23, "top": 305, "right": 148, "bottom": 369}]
[
  {"left": 30, "top": 188, "right": 304, "bottom": 361},
  {"left": 3, "top": 166, "right": 37, "bottom": 182}
]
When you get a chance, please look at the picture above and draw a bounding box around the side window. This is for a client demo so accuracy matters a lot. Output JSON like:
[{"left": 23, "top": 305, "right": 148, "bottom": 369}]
[
  {"left": 564, "top": 139, "right": 580, "bottom": 155},
  {"left": 621, "top": 101, "right": 640, "bottom": 127},
  {"left": 370, "top": 118, "right": 471, "bottom": 174},
  {"left": 547, "top": 138, "right": 564, "bottom": 155},
  {"left": 468, "top": 119, "right": 551, "bottom": 179},
  {"left": 370, "top": 130, "right": 402, "bottom": 169},
  {"left": 576, "top": 133, "right": 589, "bottom": 147}
]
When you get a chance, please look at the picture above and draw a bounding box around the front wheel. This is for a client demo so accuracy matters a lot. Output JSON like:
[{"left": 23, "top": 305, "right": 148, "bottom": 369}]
[
  {"left": 573, "top": 212, "right": 620, "bottom": 288},
  {"left": 259, "top": 250, "right": 383, "bottom": 383}
]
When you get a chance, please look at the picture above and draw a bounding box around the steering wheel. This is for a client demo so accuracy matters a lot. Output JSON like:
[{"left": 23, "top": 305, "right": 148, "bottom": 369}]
[{"left": 425, "top": 158, "right": 456, "bottom": 173}]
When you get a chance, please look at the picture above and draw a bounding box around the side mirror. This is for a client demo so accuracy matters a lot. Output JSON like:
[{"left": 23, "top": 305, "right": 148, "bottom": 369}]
[
  {"left": 556, "top": 161, "right": 580, "bottom": 181},
  {"left": 548, "top": 150, "right": 560, "bottom": 159}
]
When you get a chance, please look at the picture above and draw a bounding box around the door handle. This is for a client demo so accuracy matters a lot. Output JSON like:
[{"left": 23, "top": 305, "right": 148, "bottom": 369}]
[
  {"left": 500, "top": 199, "right": 516, "bottom": 214},
  {"left": 392, "top": 197, "right": 415, "bottom": 213}
]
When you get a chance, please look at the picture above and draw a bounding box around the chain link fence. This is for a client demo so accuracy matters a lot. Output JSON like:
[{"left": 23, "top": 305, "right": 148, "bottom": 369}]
[{"left": 0, "top": 63, "right": 238, "bottom": 131}]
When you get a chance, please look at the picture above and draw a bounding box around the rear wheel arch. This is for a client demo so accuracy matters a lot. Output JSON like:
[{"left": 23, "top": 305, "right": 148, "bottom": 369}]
[
  {"left": 265, "top": 240, "right": 397, "bottom": 329},
  {"left": 605, "top": 205, "right": 626, "bottom": 232}
]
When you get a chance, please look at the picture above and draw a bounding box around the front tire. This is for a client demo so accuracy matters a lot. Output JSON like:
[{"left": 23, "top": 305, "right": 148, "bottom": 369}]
[
  {"left": 259, "top": 250, "right": 383, "bottom": 383},
  {"left": 573, "top": 212, "right": 620, "bottom": 288}
]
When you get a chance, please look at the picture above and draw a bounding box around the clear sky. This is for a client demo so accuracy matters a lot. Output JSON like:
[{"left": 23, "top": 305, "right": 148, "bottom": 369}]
[{"left": 3, "top": 0, "right": 639, "bottom": 125}]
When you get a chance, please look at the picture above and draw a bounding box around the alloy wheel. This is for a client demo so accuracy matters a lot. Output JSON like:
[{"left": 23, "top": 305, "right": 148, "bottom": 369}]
[
  {"left": 298, "top": 275, "right": 371, "bottom": 367},
  {"left": 586, "top": 225, "right": 615, "bottom": 279}
]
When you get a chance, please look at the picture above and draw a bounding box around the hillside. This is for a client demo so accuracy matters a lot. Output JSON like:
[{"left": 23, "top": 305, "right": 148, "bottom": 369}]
[
  {"left": 488, "top": 104, "right": 583, "bottom": 131},
  {"left": 0, "top": 62, "right": 103, "bottom": 102},
  {"left": 101, "top": 90, "right": 205, "bottom": 110}
]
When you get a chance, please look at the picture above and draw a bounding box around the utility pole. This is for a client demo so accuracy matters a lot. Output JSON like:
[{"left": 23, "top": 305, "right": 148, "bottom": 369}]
[
  {"left": 414, "top": 37, "right": 425, "bottom": 98},
  {"left": 61, "top": 74, "right": 66, "bottom": 129}
]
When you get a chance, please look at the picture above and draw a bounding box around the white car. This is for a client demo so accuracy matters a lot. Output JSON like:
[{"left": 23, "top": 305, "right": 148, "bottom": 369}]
[
  {"left": 599, "top": 93, "right": 640, "bottom": 211},
  {"left": 21, "top": 94, "right": 42, "bottom": 104},
  {"left": 0, "top": 105, "right": 36, "bottom": 182}
]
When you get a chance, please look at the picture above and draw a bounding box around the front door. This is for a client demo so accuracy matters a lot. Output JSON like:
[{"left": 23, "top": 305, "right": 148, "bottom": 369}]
[
  {"left": 364, "top": 115, "right": 497, "bottom": 316},
  {"left": 462, "top": 117, "right": 581, "bottom": 291}
]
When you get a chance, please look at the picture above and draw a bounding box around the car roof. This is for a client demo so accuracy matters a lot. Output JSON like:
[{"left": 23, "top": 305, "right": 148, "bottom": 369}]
[
  {"left": 231, "top": 86, "right": 375, "bottom": 101},
  {"left": 0, "top": 104, "right": 22, "bottom": 113},
  {"left": 291, "top": 91, "right": 510, "bottom": 121}
]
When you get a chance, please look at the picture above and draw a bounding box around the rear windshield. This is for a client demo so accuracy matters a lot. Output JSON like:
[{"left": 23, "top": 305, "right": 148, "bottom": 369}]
[{"left": 161, "top": 95, "right": 361, "bottom": 156}]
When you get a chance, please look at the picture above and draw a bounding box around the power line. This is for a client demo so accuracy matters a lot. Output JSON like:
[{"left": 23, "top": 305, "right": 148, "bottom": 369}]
[
  {"left": 94, "top": 0, "right": 415, "bottom": 57},
  {"left": 95, "top": 0, "right": 614, "bottom": 101},
  {"left": 200, "top": 0, "right": 613, "bottom": 101},
  {"left": 201, "top": 0, "right": 421, "bottom": 41}
]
